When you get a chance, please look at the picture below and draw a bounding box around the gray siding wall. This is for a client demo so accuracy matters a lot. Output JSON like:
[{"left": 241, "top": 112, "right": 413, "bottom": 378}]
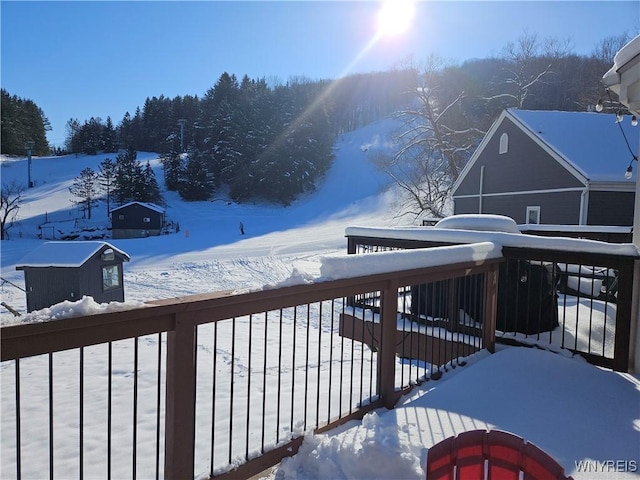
[
  {"left": 587, "top": 191, "right": 635, "bottom": 226},
  {"left": 454, "top": 116, "right": 584, "bottom": 197},
  {"left": 455, "top": 191, "right": 583, "bottom": 224},
  {"left": 23, "top": 267, "right": 80, "bottom": 312},
  {"left": 453, "top": 197, "right": 480, "bottom": 216}
]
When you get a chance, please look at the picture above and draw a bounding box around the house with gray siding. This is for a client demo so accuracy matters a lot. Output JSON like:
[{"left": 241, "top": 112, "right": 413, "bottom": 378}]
[
  {"left": 16, "top": 241, "right": 130, "bottom": 312},
  {"left": 111, "top": 201, "right": 165, "bottom": 239},
  {"left": 451, "top": 109, "right": 638, "bottom": 226}
]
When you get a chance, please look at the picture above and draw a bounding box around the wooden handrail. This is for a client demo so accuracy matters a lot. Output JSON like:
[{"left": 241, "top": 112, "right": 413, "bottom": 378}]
[
  {"left": 0, "top": 251, "right": 503, "bottom": 479},
  {"left": 1, "top": 258, "right": 502, "bottom": 362}
]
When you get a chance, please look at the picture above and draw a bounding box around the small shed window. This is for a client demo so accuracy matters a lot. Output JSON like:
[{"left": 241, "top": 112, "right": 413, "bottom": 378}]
[
  {"left": 499, "top": 133, "right": 509, "bottom": 154},
  {"left": 101, "top": 249, "right": 115, "bottom": 261},
  {"left": 526, "top": 206, "right": 541, "bottom": 224},
  {"left": 143, "top": 217, "right": 151, "bottom": 223},
  {"left": 102, "top": 264, "right": 120, "bottom": 290},
  {"left": 118, "top": 214, "right": 125, "bottom": 220}
]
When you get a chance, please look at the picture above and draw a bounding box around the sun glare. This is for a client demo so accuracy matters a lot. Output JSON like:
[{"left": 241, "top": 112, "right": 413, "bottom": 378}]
[{"left": 377, "top": 0, "right": 415, "bottom": 37}]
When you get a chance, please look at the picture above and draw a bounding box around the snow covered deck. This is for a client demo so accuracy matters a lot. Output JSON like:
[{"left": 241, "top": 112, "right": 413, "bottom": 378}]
[
  {"left": 273, "top": 345, "right": 640, "bottom": 479},
  {"left": 2, "top": 236, "right": 637, "bottom": 479}
]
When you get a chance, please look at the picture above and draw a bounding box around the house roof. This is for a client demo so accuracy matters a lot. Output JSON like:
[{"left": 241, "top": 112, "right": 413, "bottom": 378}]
[
  {"left": 16, "top": 241, "right": 130, "bottom": 269},
  {"left": 111, "top": 201, "right": 165, "bottom": 214},
  {"left": 508, "top": 109, "right": 638, "bottom": 183},
  {"left": 453, "top": 109, "right": 639, "bottom": 196},
  {"left": 602, "top": 34, "right": 640, "bottom": 115}
]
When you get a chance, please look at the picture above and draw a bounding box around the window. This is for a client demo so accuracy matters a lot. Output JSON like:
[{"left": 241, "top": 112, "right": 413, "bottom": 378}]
[
  {"left": 526, "top": 206, "right": 541, "bottom": 224},
  {"left": 499, "top": 133, "right": 509, "bottom": 154},
  {"left": 102, "top": 264, "right": 120, "bottom": 290},
  {"left": 101, "top": 248, "right": 115, "bottom": 261},
  {"left": 143, "top": 217, "right": 151, "bottom": 223},
  {"left": 118, "top": 214, "right": 125, "bottom": 220}
]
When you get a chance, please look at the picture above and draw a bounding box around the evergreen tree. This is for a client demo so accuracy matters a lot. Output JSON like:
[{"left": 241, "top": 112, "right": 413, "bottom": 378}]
[
  {"left": 131, "top": 108, "right": 144, "bottom": 150},
  {"left": 118, "top": 111, "right": 134, "bottom": 149},
  {"left": 64, "top": 118, "right": 82, "bottom": 155},
  {"left": 79, "top": 117, "right": 103, "bottom": 155},
  {"left": 69, "top": 167, "right": 100, "bottom": 219},
  {"left": 98, "top": 157, "right": 117, "bottom": 214},
  {"left": 102, "top": 116, "right": 118, "bottom": 153},
  {"left": 113, "top": 149, "right": 162, "bottom": 204},
  {"left": 1, "top": 89, "right": 50, "bottom": 156},
  {"left": 113, "top": 148, "right": 142, "bottom": 204},
  {"left": 161, "top": 152, "right": 184, "bottom": 191},
  {"left": 200, "top": 73, "right": 243, "bottom": 185},
  {"left": 141, "top": 161, "right": 163, "bottom": 204},
  {"left": 177, "top": 151, "right": 215, "bottom": 201}
]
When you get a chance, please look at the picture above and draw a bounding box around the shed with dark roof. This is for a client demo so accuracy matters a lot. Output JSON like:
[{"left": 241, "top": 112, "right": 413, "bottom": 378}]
[
  {"left": 111, "top": 201, "right": 165, "bottom": 239},
  {"left": 16, "top": 241, "right": 130, "bottom": 312}
]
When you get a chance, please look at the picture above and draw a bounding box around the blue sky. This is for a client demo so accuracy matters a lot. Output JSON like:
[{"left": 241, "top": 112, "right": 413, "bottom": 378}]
[{"left": 2, "top": 1, "right": 639, "bottom": 148}]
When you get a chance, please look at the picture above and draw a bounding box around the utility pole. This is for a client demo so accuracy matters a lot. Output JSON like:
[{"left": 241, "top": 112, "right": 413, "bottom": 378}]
[
  {"left": 177, "top": 119, "right": 187, "bottom": 153},
  {"left": 25, "top": 140, "right": 35, "bottom": 188}
]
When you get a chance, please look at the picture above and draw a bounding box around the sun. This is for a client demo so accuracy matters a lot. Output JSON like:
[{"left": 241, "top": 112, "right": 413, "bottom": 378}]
[{"left": 377, "top": 0, "right": 415, "bottom": 37}]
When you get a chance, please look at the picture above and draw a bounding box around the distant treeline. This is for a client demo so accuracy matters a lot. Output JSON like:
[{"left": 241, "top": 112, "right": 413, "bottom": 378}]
[
  {"left": 1, "top": 89, "right": 51, "bottom": 156},
  {"left": 2, "top": 33, "right": 633, "bottom": 204}
]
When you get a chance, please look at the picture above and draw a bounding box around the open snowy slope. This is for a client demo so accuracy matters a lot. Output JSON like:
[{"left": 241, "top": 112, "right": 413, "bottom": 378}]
[{"left": 0, "top": 118, "right": 406, "bottom": 321}]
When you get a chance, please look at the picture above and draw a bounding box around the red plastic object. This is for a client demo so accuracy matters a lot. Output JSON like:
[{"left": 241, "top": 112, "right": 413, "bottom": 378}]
[{"left": 426, "top": 430, "right": 573, "bottom": 480}]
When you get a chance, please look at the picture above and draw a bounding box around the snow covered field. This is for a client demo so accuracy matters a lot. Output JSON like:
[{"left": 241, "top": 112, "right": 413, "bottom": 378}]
[
  {"left": 1, "top": 119, "right": 638, "bottom": 479},
  {"left": 0, "top": 119, "right": 404, "bottom": 321}
]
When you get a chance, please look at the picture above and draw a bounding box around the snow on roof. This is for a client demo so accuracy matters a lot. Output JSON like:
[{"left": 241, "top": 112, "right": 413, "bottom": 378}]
[
  {"left": 610, "top": 34, "right": 640, "bottom": 72},
  {"left": 345, "top": 225, "right": 640, "bottom": 257},
  {"left": 110, "top": 201, "right": 165, "bottom": 213},
  {"left": 16, "top": 241, "right": 130, "bottom": 268},
  {"left": 508, "top": 109, "right": 639, "bottom": 183},
  {"left": 602, "top": 34, "right": 640, "bottom": 115}
]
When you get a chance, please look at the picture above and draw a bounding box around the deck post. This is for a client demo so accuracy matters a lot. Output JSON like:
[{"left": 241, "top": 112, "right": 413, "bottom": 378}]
[
  {"left": 379, "top": 280, "right": 399, "bottom": 409},
  {"left": 164, "top": 313, "right": 197, "bottom": 479},
  {"left": 631, "top": 259, "right": 640, "bottom": 373},
  {"left": 614, "top": 260, "right": 634, "bottom": 372},
  {"left": 483, "top": 265, "right": 499, "bottom": 353}
]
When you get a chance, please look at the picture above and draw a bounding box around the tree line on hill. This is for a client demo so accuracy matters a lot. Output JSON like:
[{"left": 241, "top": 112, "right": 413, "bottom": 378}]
[
  {"left": 1, "top": 32, "right": 634, "bottom": 210},
  {"left": 1, "top": 89, "right": 51, "bottom": 156},
  {"left": 63, "top": 71, "right": 411, "bottom": 205}
]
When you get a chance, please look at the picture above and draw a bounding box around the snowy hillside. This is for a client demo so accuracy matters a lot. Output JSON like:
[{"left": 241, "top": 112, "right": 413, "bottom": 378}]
[
  {"left": 0, "top": 118, "right": 407, "bottom": 322},
  {"left": 2, "top": 118, "right": 638, "bottom": 480}
]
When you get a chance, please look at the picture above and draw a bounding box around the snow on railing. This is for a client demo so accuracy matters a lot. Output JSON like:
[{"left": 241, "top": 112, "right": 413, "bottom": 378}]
[
  {"left": 346, "top": 225, "right": 638, "bottom": 372},
  {"left": 0, "top": 245, "right": 502, "bottom": 480}
]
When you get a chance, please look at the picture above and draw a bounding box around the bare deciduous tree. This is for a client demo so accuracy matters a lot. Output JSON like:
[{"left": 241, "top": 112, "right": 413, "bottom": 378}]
[
  {"left": 378, "top": 34, "right": 570, "bottom": 221},
  {"left": 375, "top": 56, "right": 483, "bottom": 220},
  {"left": 591, "top": 33, "right": 633, "bottom": 64},
  {"left": 0, "top": 181, "right": 24, "bottom": 240},
  {"left": 486, "top": 31, "right": 554, "bottom": 109}
]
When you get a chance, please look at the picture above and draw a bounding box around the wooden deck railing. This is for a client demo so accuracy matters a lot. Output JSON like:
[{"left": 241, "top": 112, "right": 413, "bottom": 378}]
[
  {"left": 347, "top": 233, "right": 638, "bottom": 372},
  {"left": 0, "top": 248, "right": 501, "bottom": 479}
]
